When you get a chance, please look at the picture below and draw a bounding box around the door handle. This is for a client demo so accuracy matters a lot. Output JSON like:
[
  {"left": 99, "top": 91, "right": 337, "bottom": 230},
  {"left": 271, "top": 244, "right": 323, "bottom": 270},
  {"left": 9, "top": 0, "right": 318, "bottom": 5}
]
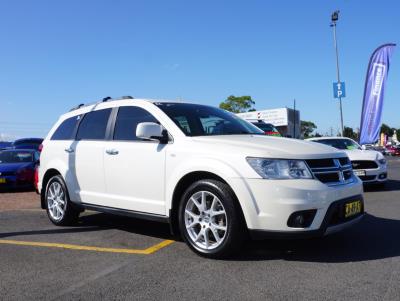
[
  {"left": 106, "top": 149, "right": 119, "bottom": 155},
  {"left": 64, "top": 147, "right": 74, "bottom": 153}
]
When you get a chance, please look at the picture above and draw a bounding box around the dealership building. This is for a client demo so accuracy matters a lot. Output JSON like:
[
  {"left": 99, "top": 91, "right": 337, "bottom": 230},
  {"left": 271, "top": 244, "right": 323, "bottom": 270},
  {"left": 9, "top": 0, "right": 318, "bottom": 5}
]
[{"left": 237, "top": 108, "right": 301, "bottom": 138}]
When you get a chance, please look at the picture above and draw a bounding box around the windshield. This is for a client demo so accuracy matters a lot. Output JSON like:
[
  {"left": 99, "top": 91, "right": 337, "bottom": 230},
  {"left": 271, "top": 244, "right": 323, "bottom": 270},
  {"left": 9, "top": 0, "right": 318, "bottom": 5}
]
[
  {"left": 155, "top": 103, "right": 264, "bottom": 136},
  {"left": 314, "top": 138, "right": 361, "bottom": 150},
  {"left": 252, "top": 123, "right": 281, "bottom": 135},
  {"left": 0, "top": 151, "right": 34, "bottom": 163}
]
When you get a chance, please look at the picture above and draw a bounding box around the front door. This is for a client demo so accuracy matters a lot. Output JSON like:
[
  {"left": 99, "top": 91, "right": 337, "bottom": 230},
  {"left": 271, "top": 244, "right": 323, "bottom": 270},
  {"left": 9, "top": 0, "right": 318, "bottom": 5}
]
[{"left": 103, "top": 106, "right": 167, "bottom": 215}]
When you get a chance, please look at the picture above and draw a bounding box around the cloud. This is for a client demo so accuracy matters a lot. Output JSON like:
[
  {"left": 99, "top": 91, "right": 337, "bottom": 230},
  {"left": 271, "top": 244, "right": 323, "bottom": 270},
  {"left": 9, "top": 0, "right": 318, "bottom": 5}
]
[
  {"left": 164, "top": 63, "right": 180, "bottom": 71},
  {"left": 0, "top": 133, "right": 16, "bottom": 141}
]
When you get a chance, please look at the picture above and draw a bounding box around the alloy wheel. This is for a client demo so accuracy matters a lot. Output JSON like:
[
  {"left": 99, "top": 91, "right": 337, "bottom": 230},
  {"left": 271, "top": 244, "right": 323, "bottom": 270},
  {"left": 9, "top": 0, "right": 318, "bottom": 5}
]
[{"left": 184, "top": 191, "right": 228, "bottom": 250}]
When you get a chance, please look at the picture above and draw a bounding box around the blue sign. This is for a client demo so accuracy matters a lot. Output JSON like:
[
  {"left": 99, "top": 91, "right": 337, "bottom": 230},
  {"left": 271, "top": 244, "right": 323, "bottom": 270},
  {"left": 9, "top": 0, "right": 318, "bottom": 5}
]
[{"left": 333, "top": 82, "right": 346, "bottom": 98}]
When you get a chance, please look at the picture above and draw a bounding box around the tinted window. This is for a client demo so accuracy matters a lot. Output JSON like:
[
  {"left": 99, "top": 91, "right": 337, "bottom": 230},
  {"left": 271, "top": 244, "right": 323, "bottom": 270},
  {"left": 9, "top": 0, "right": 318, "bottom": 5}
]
[
  {"left": 76, "top": 109, "right": 111, "bottom": 140},
  {"left": 156, "top": 103, "right": 263, "bottom": 136},
  {"left": 113, "top": 106, "right": 159, "bottom": 141},
  {"left": 51, "top": 116, "right": 81, "bottom": 140},
  {"left": 0, "top": 151, "right": 34, "bottom": 163}
]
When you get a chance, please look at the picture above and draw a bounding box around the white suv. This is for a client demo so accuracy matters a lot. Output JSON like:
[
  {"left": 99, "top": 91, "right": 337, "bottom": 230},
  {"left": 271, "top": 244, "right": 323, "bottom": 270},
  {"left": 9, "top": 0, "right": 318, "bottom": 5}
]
[{"left": 38, "top": 97, "right": 364, "bottom": 258}]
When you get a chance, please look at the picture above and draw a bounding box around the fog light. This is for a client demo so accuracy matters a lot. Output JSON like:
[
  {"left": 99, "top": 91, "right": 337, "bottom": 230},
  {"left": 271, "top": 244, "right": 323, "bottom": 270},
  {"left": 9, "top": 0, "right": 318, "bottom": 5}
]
[
  {"left": 287, "top": 209, "right": 317, "bottom": 228},
  {"left": 378, "top": 173, "right": 387, "bottom": 179}
]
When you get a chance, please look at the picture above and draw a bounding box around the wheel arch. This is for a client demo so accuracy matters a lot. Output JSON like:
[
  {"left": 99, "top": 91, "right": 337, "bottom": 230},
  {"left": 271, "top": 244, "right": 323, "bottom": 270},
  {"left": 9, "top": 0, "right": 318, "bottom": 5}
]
[
  {"left": 169, "top": 171, "right": 248, "bottom": 236},
  {"left": 40, "top": 169, "right": 61, "bottom": 209}
]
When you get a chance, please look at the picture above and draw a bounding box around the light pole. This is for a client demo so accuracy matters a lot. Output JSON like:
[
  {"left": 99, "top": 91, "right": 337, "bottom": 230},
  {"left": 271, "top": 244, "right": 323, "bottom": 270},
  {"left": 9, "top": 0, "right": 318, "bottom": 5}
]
[{"left": 331, "top": 10, "right": 344, "bottom": 136}]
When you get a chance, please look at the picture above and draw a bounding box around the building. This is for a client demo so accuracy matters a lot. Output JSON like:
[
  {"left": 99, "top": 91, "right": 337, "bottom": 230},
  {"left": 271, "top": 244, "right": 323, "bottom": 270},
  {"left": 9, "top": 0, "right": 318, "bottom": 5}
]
[{"left": 237, "top": 108, "right": 301, "bottom": 138}]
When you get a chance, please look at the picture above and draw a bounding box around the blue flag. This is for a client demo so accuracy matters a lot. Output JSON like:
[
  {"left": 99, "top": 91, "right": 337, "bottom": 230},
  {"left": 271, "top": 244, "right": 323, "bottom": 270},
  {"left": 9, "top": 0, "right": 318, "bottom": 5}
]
[{"left": 360, "top": 44, "right": 396, "bottom": 145}]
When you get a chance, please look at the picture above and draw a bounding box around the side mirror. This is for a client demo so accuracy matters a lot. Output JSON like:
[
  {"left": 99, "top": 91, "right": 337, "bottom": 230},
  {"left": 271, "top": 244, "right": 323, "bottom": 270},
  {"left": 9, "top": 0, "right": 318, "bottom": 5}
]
[
  {"left": 361, "top": 145, "right": 366, "bottom": 150},
  {"left": 136, "top": 122, "right": 168, "bottom": 143}
]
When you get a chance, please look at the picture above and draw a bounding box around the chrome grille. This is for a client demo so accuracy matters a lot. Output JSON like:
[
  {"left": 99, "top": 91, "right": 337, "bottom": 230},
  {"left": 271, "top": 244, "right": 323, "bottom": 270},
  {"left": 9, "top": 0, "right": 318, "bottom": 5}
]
[{"left": 306, "top": 157, "right": 354, "bottom": 186}]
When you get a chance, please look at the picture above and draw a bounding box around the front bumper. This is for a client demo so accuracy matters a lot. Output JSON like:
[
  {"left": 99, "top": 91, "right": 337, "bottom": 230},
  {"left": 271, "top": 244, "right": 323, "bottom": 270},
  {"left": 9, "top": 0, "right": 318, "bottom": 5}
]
[
  {"left": 249, "top": 195, "right": 365, "bottom": 239},
  {"left": 229, "top": 175, "right": 364, "bottom": 234},
  {"left": 354, "top": 164, "right": 388, "bottom": 184}
]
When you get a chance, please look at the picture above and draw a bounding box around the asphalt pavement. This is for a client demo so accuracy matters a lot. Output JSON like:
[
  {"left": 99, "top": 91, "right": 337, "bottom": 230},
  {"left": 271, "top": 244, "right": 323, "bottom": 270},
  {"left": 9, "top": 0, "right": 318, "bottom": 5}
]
[{"left": 1, "top": 158, "right": 400, "bottom": 300}]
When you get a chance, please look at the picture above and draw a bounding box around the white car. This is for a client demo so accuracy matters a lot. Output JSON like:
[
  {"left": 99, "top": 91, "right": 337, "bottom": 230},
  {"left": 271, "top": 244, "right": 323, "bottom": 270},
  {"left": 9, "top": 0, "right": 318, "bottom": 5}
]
[
  {"left": 308, "top": 137, "right": 387, "bottom": 185},
  {"left": 38, "top": 98, "right": 364, "bottom": 258}
]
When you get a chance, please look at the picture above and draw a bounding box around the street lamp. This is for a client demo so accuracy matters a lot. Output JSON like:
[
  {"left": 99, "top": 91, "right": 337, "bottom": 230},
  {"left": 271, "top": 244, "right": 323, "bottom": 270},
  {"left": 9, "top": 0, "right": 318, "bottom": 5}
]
[{"left": 330, "top": 10, "right": 344, "bottom": 136}]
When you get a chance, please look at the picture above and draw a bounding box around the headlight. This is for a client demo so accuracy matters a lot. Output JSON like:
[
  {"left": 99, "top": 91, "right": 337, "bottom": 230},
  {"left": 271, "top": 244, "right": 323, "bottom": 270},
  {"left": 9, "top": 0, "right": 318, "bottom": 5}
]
[
  {"left": 246, "top": 158, "right": 313, "bottom": 179},
  {"left": 378, "top": 158, "right": 386, "bottom": 165}
]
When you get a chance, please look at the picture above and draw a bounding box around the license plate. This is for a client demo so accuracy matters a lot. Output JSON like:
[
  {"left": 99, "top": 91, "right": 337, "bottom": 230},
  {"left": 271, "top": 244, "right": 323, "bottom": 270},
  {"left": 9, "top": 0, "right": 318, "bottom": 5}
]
[
  {"left": 353, "top": 170, "right": 366, "bottom": 176},
  {"left": 0, "top": 178, "right": 6, "bottom": 184},
  {"left": 345, "top": 201, "right": 362, "bottom": 218}
]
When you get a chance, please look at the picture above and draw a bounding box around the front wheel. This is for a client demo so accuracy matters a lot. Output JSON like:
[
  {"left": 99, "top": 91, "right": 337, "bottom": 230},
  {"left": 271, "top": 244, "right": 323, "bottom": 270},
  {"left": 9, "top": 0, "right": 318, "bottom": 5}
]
[
  {"left": 45, "top": 175, "right": 80, "bottom": 226},
  {"left": 178, "top": 179, "right": 246, "bottom": 258}
]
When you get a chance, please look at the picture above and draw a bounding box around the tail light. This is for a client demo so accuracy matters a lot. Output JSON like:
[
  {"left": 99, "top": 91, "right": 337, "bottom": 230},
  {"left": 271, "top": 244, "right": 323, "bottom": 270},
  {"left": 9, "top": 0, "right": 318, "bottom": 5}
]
[
  {"left": 34, "top": 167, "right": 39, "bottom": 190},
  {"left": 38, "top": 144, "right": 43, "bottom": 152},
  {"left": 16, "top": 168, "right": 34, "bottom": 181}
]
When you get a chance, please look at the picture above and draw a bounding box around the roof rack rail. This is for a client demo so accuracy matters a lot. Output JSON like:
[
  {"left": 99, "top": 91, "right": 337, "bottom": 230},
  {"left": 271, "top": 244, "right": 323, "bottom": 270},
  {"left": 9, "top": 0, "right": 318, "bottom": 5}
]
[
  {"left": 69, "top": 103, "right": 85, "bottom": 111},
  {"left": 69, "top": 95, "right": 135, "bottom": 111}
]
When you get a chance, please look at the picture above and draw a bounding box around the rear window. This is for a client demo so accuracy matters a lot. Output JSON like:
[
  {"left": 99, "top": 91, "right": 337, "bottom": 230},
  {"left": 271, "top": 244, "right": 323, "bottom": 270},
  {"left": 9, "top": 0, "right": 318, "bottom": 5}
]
[
  {"left": 76, "top": 109, "right": 112, "bottom": 140},
  {"left": 51, "top": 115, "right": 81, "bottom": 140},
  {"left": 0, "top": 151, "right": 34, "bottom": 163}
]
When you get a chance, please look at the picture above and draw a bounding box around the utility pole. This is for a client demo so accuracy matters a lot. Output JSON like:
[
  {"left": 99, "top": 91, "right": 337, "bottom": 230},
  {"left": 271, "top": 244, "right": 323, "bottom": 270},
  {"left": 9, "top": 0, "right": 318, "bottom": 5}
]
[
  {"left": 331, "top": 10, "right": 344, "bottom": 136},
  {"left": 293, "top": 99, "right": 296, "bottom": 138}
]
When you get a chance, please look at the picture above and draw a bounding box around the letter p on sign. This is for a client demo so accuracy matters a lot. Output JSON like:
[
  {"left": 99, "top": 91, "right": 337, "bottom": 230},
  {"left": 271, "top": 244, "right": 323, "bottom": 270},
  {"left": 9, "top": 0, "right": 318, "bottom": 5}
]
[{"left": 333, "top": 82, "right": 346, "bottom": 99}]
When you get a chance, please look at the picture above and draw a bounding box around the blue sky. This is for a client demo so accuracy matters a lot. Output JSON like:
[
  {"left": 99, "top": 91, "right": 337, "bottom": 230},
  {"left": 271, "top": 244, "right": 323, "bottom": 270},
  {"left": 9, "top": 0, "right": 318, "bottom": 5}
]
[{"left": 0, "top": 0, "right": 399, "bottom": 139}]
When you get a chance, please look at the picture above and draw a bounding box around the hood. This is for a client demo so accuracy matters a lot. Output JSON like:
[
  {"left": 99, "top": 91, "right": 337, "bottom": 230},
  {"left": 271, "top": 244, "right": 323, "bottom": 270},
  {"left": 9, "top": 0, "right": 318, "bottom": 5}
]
[
  {"left": 0, "top": 162, "right": 33, "bottom": 173},
  {"left": 191, "top": 135, "right": 346, "bottom": 159},
  {"left": 344, "top": 149, "right": 382, "bottom": 161}
]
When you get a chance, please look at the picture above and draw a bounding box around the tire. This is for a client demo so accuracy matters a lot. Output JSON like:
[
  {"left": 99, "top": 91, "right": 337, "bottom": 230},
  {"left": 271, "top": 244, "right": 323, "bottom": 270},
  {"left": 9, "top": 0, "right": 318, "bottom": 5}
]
[
  {"left": 178, "top": 179, "right": 246, "bottom": 259},
  {"left": 45, "top": 175, "right": 80, "bottom": 226}
]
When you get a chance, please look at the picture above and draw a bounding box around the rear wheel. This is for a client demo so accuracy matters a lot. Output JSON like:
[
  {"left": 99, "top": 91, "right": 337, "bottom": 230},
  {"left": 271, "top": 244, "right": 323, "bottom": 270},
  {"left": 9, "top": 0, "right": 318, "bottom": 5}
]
[
  {"left": 178, "top": 179, "right": 245, "bottom": 258},
  {"left": 45, "top": 175, "right": 80, "bottom": 226}
]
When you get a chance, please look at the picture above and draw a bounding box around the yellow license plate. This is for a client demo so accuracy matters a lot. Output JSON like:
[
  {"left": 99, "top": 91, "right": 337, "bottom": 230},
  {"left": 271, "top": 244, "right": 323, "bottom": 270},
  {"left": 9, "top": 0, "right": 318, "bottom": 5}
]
[
  {"left": 0, "top": 178, "right": 6, "bottom": 184},
  {"left": 345, "top": 201, "right": 362, "bottom": 218}
]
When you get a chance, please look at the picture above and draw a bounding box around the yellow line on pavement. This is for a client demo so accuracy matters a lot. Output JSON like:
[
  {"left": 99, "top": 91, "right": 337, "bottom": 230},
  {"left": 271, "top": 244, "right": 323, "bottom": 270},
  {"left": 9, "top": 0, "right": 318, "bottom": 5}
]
[{"left": 0, "top": 239, "right": 174, "bottom": 255}]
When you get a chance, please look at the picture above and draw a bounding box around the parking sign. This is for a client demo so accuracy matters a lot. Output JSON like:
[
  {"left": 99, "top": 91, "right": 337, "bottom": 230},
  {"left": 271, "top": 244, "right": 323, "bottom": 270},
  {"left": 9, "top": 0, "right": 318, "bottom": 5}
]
[{"left": 333, "top": 82, "right": 346, "bottom": 98}]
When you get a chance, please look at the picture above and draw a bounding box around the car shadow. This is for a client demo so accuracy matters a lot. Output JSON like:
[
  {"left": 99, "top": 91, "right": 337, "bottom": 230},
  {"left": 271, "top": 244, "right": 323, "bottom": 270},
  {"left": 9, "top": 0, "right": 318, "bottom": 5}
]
[
  {"left": 1, "top": 212, "right": 399, "bottom": 263},
  {"left": 234, "top": 213, "right": 400, "bottom": 263},
  {"left": 364, "top": 179, "right": 400, "bottom": 192},
  {"left": 0, "top": 212, "right": 174, "bottom": 241},
  {"left": 0, "top": 187, "right": 35, "bottom": 193}
]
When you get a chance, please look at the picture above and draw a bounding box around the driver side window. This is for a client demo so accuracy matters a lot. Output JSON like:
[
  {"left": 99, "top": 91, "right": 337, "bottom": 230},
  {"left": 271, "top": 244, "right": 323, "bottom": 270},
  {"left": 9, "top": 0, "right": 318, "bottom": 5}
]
[{"left": 113, "top": 106, "right": 159, "bottom": 141}]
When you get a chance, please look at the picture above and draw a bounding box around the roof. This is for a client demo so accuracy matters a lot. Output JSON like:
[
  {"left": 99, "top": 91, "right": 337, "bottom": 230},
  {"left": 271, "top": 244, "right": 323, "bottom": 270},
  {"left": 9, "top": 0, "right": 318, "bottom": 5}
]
[
  {"left": 69, "top": 96, "right": 188, "bottom": 112},
  {"left": 307, "top": 137, "right": 355, "bottom": 141}
]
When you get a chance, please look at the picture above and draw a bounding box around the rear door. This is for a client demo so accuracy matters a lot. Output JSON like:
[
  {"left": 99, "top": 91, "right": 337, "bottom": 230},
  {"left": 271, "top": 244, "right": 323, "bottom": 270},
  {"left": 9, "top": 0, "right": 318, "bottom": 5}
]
[
  {"left": 103, "top": 106, "right": 167, "bottom": 215},
  {"left": 74, "top": 108, "right": 112, "bottom": 205},
  {"left": 42, "top": 115, "right": 82, "bottom": 200}
]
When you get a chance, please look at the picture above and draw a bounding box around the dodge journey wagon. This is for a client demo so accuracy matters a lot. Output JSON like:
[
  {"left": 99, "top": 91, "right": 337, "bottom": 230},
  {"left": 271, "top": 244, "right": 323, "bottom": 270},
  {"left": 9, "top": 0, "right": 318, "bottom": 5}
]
[{"left": 38, "top": 97, "right": 365, "bottom": 258}]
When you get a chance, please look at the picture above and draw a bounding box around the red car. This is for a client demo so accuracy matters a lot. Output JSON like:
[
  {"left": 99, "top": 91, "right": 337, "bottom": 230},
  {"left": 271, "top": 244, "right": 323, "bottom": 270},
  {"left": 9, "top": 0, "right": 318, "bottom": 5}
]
[{"left": 386, "top": 145, "right": 400, "bottom": 156}]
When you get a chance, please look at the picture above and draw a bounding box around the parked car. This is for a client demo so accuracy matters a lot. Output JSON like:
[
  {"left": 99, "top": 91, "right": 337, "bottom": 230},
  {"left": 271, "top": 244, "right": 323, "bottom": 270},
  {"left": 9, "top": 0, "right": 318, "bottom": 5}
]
[
  {"left": 0, "top": 149, "right": 40, "bottom": 190},
  {"left": 308, "top": 137, "right": 387, "bottom": 186},
  {"left": 12, "top": 138, "right": 43, "bottom": 150},
  {"left": 38, "top": 98, "right": 364, "bottom": 258},
  {"left": 250, "top": 121, "right": 281, "bottom": 137},
  {"left": 364, "top": 144, "right": 387, "bottom": 155},
  {"left": 0, "top": 141, "right": 12, "bottom": 150},
  {"left": 385, "top": 145, "right": 400, "bottom": 156}
]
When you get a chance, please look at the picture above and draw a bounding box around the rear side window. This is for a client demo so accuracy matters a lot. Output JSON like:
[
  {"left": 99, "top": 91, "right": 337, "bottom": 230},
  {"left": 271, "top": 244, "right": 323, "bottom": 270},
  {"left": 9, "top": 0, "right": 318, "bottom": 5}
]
[
  {"left": 76, "top": 109, "right": 112, "bottom": 140},
  {"left": 51, "top": 116, "right": 81, "bottom": 140},
  {"left": 113, "top": 106, "right": 159, "bottom": 141}
]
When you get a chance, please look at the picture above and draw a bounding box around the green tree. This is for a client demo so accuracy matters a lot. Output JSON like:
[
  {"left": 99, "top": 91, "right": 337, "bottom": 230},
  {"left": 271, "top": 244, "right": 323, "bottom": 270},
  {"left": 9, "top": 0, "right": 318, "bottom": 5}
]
[
  {"left": 219, "top": 95, "right": 255, "bottom": 113},
  {"left": 301, "top": 120, "right": 317, "bottom": 138},
  {"left": 343, "top": 126, "right": 358, "bottom": 140},
  {"left": 380, "top": 123, "right": 394, "bottom": 136}
]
